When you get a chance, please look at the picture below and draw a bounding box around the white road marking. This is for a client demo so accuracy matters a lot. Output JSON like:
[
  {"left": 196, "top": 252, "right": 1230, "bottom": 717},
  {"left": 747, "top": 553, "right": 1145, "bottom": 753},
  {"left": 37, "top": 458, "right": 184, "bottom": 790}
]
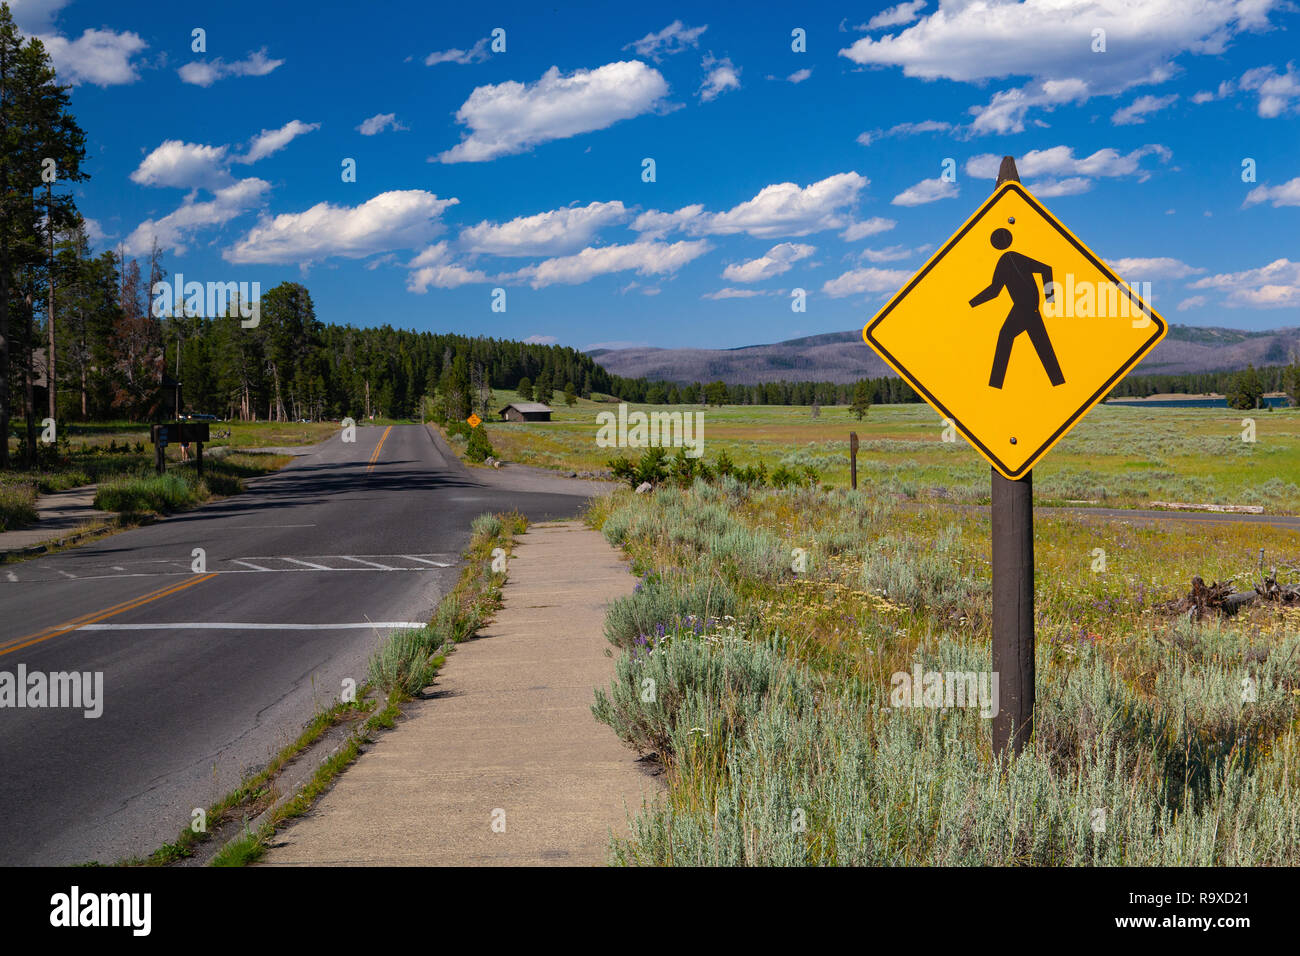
[
  {"left": 57, "top": 570, "right": 77, "bottom": 579},
  {"left": 232, "top": 559, "right": 272, "bottom": 571},
  {"left": 281, "top": 557, "right": 333, "bottom": 570},
  {"left": 112, "top": 566, "right": 126, "bottom": 571},
  {"left": 338, "top": 556, "right": 398, "bottom": 570},
  {"left": 77, "top": 622, "right": 427, "bottom": 631},
  {"left": 403, "top": 555, "right": 454, "bottom": 567},
  {"left": 5, "top": 571, "right": 16, "bottom": 582}
]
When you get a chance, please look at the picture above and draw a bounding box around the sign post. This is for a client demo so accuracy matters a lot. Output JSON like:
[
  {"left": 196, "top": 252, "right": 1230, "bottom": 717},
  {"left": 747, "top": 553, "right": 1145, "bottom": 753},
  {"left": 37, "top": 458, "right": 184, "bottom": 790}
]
[
  {"left": 862, "top": 155, "right": 1167, "bottom": 755},
  {"left": 849, "top": 431, "right": 859, "bottom": 490}
]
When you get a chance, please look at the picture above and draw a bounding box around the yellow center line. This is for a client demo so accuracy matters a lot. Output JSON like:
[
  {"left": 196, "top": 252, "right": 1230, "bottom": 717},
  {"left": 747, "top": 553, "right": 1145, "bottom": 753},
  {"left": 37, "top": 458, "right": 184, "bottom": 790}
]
[
  {"left": 0, "top": 573, "right": 219, "bottom": 658},
  {"left": 366, "top": 425, "right": 393, "bottom": 473}
]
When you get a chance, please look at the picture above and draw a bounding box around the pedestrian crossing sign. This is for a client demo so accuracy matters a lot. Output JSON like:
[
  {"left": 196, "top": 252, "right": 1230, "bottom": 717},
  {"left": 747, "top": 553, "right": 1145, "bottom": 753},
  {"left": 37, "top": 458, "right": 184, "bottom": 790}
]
[{"left": 862, "top": 180, "right": 1167, "bottom": 479}]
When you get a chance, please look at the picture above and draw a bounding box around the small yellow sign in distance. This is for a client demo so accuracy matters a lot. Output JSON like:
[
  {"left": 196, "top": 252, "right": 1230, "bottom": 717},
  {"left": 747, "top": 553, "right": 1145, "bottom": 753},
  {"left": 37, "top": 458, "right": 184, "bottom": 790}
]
[
  {"left": 466, "top": 413, "right": 481, "bottom": 428},
  {"left": 863, "top": 181, "right": 1167, "bottom": 479}
]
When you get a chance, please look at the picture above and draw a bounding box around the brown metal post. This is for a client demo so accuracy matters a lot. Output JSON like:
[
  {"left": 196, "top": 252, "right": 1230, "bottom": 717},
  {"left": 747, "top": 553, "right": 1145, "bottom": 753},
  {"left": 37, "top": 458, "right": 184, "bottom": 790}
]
[
  {"left": 196, "top": 441, "right": 203, "bottom": 478},
  {"left": 849, "top": 431, "right": 859, "bottom": 490},
  {"left": 990, "top": 156, "right": 1035, "bottom": 756}
]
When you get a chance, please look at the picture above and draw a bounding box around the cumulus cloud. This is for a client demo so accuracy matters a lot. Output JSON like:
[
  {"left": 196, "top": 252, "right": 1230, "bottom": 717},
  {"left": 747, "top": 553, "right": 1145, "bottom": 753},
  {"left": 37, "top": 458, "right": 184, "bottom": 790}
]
[
  {"left": 1190, "top": 258, "right": 1300, "bottom": 308},
  {"left": 130, "top": 141, "right": 232, "bottom": 190},
  {"left": 699, "top": 55, "right": 740, "bottom": 101},
  {"left": 842, "top": 1, "right": 1279, "bottom": 133},
  {"left": 633, "top": 173, "right": 867, "bottom": 241},
  {"left": 236, "top": 120, "right": 319, "bottom": 163},
  {"left": 1111, "top": 257, "right": 1204, "bottom": 279},
  {"left": 787, "top": 68, "right": 812, "bottom": 83},
  {"left": 721, "top": 242, "right": 814, "bottom": 282},
  {"left": 823, "top": 266, "right": 911, "bottom": 298},
  {"left": 39, "top": 28, "right": 147, "bottom": 86},
  {"left": 1112, "top": 93, "right": 1179, "bottom": 125},
  {"left": 522, "top": 334, "right": 558, "bottom": 344},
  {"left": 1239, "top": 63, "right": 1300, "bottom": 117},
  {"left": 702, "top": 287, "right": 766, "bottom": 300},
  {"left": 224, "top": 190, "right": 460, "bottom": 265},
  {"left": 437, "top": 61, "right": 668, "bottom": 163},
  {"left": 625, "top": 20, "right": 708, "bottom": 60},
  {"left": 179, "top": 48, "right": 283, "bottom": 86},
  {"left": 507, "top": 239, "right": 712, "bottom": 288},
  {"left": 841, "top": 216, "right": 897, "bottom": 241},
  {"left": 124, "top": 178, "right": 270, "bottom": 256},
  {"left": 405, "top": 241, "right": 489, "bottom": 292},
  {"left": 357, "top": 113, "right": 407, "bottom": 135},
  {"left": 965, "top": 144, "right": 1171, "bottom": 195},
  {"left": 1244, "top": 177, "right": 1300, "bottom": 208},
  {"left": 866, "top": 1, "right": 928, "bottom": 30},
  {"left": 459, "top": 201, "right": 628, "bottom": 256},
  {"left": 891, "top": 177, "right": 957, "bottom": 206},
  {"left": 425, "top": 37, "right": 489, "bottom": 66}
]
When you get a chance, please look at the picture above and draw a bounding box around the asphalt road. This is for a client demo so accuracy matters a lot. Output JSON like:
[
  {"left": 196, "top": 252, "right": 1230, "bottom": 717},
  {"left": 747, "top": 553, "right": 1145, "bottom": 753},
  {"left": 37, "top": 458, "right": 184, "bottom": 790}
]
[{"left": 0, "top": 424, "right": 598, "bottom": 865}]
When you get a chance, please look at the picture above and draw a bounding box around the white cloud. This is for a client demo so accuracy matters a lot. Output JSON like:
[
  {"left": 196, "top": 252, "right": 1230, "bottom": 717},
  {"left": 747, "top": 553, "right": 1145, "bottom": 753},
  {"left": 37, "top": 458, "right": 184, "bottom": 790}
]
[
  {"left": 631, "top": 205, "right": 706, "bottom": 240},
  {"left": 699, "top": 55, "right": 740, "bottom": 101},
  {"left": 81, "top": 217, "right": 108, "bottom": 247},
  {"left": 702, "top": 287, "right": 766, "bottom": 300},
  {"left": 124, "top": 178, "right": 270, "bottom": 256},
  {"left": 823, "top": 266, "right": 911, "bottom": 298},
  {"left": 722, "top": 242, "right": 814, "bottom": 282},
  {"left": 866, "top": 1, "right": 927, "bottom": 30},
  {"left": 965, "top": 145, "right": 1171, "bottom": 195},
  {"left": 844, "top": 1, "right": 1281, "bottom": 134},
  {"left": 357, "top": 113, "right": 407, "bottom": 135},
  {"left": 1244, "top": 177, "right": 1300, "bottom": 208},
  {"left": 787, "top": 68, "right": 812, "bottom": 83},
  {"left": 236, "top": 120, "right": 319, "bottom": 164},
  {"left": 39, "top": 28, "right": 147, "bottom": 86},
  {"left": 705, "top": 173, "right": 867, "bottom": 237},
  {"left": 891, "top": 177, "right": 957, "bottom": 206},
  {"left": 1190, "top": 258, "right": 1300, "bottom": 308},
  {"left": 626, "top": 20, "right": 708, "bottom": 59},
  {"left": 840, "top": 1, "right": 1275, "bottom": 85},
  {"left": 857, "top": 118, "right": 952, "bottom": 146},
  {"left": 508, "top": 239, "right": 711, "bottom": 288},
  {"left": 438, "top": 61, "right": 668, "bottom": 163},
  {"left": 1112, "top": 93, "right": 1179, "bottom": 125},
  {"left": 859, "top": 244, "right": 920, "bottom": 263},
  {"left": 459, "top": 201, "right": 628, "bottom": 256},
  {"left": 225, "top": 190, "right": 460, "bottom": 265},
  {"left": 633, "top": 173, "right": 868, "bottom": 241},
  {"left": 522, "top": 334, "right": 559, "bottom": 345},
  {"left": 841, "top": 216, "right": 897, "bottom": 241},
  {"left": 179, "top": 48, "right": 283, "bottom": 87},
  {"left": 405, "top": 241, "right": 489, "bottom": 291},
  {"left": 425, "top": 37, "right": 489, "bottom": 66},
  {"left": 10, "top": 1, "right": 73, "bottom": 32},
  {"left": 1111, "top": 257, "right": 1204, "bottom": 279},
  {"left": 130, "top": 141, "right": 232, "bottom": 190},
  {"left": 1177, "top": 295, "right": 1207, "bottom": 310},
  {"left": 1029, "top": 177, "right": 1093, "bottom": 197},
  {"left": 1239, "top": 63, "right": 1300, "bottom": 117}
]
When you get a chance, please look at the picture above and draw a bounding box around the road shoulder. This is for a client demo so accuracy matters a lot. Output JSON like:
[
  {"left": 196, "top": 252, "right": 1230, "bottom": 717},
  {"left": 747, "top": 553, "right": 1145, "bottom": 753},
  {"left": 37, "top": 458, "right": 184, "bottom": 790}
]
[{"left": 260, "top": 519, "right": 660, "bottom": 865}]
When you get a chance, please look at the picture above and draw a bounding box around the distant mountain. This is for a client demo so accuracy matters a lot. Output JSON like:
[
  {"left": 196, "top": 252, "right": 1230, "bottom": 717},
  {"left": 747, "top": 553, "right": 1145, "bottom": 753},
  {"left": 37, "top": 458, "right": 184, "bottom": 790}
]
[{"left": 589, "top": 326, "right": 1300, "bottom": 386}]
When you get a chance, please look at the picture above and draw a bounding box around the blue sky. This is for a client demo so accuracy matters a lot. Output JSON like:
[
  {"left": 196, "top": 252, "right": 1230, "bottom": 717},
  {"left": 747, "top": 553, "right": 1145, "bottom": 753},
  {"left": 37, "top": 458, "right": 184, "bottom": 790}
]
[{"left": 16, "top": 0, "right": 1300, "bottom": 350}]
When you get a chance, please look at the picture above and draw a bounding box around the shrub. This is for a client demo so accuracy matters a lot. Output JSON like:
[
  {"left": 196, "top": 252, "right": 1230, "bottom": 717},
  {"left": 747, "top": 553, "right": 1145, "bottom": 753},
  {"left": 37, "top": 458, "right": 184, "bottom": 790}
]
[
  {"left": 603, "top": 573, "right": 738, "bottom": 649},
  {"left": 466, "top": 425, "right": 494, "bottom": 462}
]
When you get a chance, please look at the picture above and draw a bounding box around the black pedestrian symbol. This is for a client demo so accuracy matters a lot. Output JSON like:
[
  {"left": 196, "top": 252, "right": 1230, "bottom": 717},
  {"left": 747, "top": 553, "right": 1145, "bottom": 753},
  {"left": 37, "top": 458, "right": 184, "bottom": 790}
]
[{"left": 968, "top": 228, "right": 1065, "bottom": 389}]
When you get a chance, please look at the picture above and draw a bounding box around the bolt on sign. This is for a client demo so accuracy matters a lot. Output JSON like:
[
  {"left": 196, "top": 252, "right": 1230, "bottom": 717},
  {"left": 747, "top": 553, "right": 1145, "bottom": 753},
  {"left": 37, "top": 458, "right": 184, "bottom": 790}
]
[
  {"left": 466, "top": 413, "right": 482, "bottom": 429},
  {"left": 863, "top": 181, "right": 1167, "bottom": 478}
]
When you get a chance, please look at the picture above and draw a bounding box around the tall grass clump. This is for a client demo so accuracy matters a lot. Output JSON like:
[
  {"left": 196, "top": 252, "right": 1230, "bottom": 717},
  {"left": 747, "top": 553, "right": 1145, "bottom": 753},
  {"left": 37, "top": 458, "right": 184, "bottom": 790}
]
[
  {"left": 861, "top": 524, "right": 988, "bottom": 616},
  {"left": 94, "top": 473, "right": 195, "bottom": 513}
]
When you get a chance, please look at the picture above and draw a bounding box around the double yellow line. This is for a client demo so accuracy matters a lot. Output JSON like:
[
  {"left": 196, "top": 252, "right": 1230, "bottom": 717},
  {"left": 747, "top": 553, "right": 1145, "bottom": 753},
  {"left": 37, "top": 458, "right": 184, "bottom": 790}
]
[
  {"left": 0, "top": 573, "right": 218, "bottom": 658},
  {"left": 366, "top": 425, "right": 392, "bottom": 473}
]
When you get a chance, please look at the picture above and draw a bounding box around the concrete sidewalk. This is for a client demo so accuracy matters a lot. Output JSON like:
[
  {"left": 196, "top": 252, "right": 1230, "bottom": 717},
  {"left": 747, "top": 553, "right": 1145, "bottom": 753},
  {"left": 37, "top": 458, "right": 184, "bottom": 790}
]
[
  {"left": 261, "top": 520, "right": 659, "bottom": 866},
  {"left": 0, "top": 484, "right": 110, "bottom": 557}
]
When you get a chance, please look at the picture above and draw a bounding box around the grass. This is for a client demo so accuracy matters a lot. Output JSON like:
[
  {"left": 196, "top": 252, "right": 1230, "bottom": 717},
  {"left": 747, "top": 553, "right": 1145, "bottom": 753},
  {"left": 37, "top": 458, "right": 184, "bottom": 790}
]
[
  {"left": 588, "top": 479, "right": 1300, "bottom": 865},
  {"left": 91, "top": 453, "right": 291, "bottom": 515},
  {"left": 483, "top": 399, "right": 1300, "bottom": 512}
]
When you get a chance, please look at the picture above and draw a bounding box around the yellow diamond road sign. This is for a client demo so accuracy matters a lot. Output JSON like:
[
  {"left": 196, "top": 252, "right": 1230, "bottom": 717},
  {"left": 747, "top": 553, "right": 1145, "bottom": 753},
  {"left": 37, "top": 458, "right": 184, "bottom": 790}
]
[
  {"left": 863, "top": 181, "right": 1167, "bottom": 479},
  {"left": 466, "top": 413, "right": 481, "bottom": 428}
]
